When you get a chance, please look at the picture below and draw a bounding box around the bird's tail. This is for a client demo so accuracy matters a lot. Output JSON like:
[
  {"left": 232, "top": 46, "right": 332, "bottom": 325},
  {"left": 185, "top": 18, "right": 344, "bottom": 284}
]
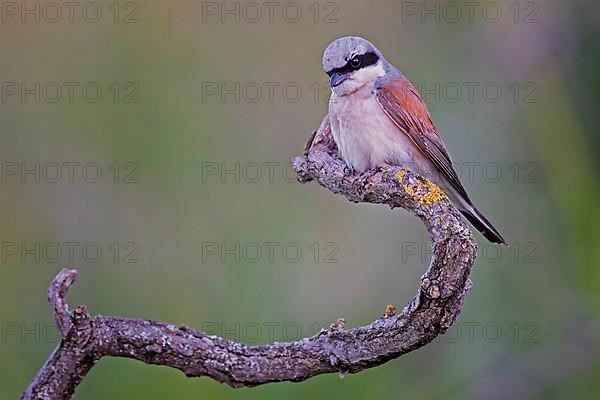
[{"left": 460, "top": 206, "right": 506, "bottom": 244}]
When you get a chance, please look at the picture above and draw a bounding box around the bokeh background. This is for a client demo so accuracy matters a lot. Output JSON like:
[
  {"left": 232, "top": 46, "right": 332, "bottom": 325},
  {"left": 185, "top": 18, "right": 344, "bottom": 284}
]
[{"left": 1, "top": 0, "right": 599, "bottom": 398}]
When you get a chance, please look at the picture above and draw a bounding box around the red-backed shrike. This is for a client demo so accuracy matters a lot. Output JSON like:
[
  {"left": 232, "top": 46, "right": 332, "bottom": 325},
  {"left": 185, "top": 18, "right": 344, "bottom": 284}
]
[{"left": 321, "top": 36, "right": 505, "bottom": 244}]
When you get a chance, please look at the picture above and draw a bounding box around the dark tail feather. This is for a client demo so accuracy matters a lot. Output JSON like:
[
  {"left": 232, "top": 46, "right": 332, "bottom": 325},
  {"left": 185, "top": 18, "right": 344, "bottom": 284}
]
[{"left": 461, "top": 207, "right": 506, "bottom": 244}]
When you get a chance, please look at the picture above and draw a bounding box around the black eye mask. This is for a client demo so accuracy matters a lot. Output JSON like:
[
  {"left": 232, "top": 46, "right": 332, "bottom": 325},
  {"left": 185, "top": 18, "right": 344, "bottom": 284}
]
[{"left": 326, "top": 51, "right": 379, "bottom": 77}]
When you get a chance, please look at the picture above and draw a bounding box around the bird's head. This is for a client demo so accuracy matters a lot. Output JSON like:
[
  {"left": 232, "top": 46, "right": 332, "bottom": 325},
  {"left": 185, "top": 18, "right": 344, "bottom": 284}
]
[{"left": 322, "top": 36, "right": 387, "bottom": 96}]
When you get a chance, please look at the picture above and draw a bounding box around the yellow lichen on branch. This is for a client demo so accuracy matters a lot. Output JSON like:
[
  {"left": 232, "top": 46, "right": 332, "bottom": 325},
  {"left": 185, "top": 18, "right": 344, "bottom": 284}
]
[
  {"left": 395, "top": 169, "right": 407, "bottom": 182},
  {"left": 396, "top": 170, "right": 447, "bottom": 205}
]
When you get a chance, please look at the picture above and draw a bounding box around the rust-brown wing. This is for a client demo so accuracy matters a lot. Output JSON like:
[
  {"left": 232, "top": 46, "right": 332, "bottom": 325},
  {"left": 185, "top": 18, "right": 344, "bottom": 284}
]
[{"left": 375, "top": 77, "right": 471, "bottom": 203}]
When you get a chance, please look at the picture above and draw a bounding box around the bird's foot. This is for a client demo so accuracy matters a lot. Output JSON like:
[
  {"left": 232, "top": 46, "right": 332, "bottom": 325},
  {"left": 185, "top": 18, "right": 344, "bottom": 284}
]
[{"left": 350, "top": 166, "right": 382, "bottom": 192}]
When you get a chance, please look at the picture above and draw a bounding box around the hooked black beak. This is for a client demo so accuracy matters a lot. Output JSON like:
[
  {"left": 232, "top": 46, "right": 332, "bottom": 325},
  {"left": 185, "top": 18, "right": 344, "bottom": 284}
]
[{"left": 330, "top": 72, "right": 348, "bottom": 87}]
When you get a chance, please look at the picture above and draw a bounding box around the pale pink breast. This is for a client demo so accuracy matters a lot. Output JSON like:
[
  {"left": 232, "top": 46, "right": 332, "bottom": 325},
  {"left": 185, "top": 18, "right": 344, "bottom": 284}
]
[{"left": 329, "top": 89, "right": 429, "bottom": 174}]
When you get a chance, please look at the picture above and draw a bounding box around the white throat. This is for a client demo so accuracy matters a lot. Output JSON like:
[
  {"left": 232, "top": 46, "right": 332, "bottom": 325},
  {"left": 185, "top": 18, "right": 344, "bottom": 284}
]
[{"left": 331, "top": 62, "right": 386, "bottom": 96}]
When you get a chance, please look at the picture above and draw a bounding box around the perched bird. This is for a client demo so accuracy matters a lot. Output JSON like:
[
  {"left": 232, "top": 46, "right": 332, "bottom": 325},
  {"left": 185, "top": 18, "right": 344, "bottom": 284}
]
[{"left": 321, "top": 36, "right": 505, "bottom": 244}]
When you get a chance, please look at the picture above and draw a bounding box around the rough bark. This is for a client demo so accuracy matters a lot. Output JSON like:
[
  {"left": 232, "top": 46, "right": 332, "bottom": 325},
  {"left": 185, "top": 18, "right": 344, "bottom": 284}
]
[{"left": 23, "top": 120, "right": 477, "bottom": 399}]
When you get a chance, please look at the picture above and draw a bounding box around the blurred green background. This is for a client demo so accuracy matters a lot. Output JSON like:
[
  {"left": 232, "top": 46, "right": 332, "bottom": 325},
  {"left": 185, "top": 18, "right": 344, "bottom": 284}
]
[{"left": 1, "top": 0, "right": 599, "bottom": 398}]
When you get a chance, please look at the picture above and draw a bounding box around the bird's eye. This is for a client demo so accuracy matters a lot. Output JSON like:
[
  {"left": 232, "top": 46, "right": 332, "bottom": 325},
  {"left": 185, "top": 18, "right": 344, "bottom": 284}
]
[{"left": 350, "top": 56, "right": 362, "bottom": 68}]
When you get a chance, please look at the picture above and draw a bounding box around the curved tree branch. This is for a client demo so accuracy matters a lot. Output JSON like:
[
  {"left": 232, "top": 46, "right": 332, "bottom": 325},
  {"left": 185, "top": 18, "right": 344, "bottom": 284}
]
[{"left": 23, "top": 121, "right": 477, "bottom": 399}]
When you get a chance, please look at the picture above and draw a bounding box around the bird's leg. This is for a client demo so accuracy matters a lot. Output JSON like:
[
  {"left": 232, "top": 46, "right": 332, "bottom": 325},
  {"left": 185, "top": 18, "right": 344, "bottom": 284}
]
[
  {"left": 343, "top": 164, "right": 354, "bottom": 176},
  {"left": 351, "top": 165, "right": 382, "bottom": 192},
  {"left": 341, "top": 164, "right": 357, "bottom": 182}
]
